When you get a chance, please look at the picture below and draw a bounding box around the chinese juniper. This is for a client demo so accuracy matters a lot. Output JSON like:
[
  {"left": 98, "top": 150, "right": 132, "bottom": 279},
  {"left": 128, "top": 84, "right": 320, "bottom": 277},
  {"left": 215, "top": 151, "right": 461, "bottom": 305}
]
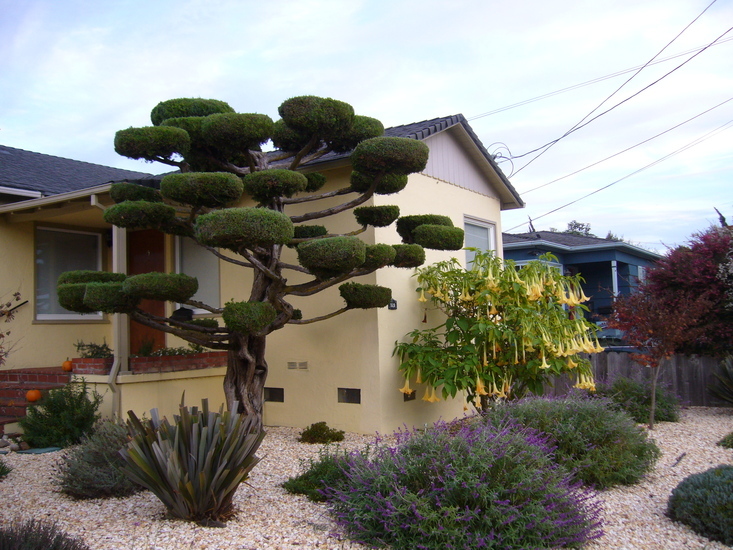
[
  {"left": 394, "top": 251, "right": 603, "bottom": 408},
  {"left": 56, "top": 96, "right": 464, "bottom": 429}
]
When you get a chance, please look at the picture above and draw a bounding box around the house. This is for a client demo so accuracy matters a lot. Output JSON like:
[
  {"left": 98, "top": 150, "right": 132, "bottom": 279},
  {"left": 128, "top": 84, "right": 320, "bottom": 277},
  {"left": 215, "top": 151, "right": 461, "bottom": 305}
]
[
  {"left": 0, "top": 114, "right": 523, "bottom": 434},
  {"left": 502, "top": 231, "right": 660, "bottom": 317}
]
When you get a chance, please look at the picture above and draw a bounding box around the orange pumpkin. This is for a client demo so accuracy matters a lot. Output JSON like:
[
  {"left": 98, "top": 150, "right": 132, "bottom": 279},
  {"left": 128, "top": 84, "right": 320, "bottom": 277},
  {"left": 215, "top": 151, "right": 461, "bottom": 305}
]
[
  {"left": 62, "top": 359, "right": 73, "bottom": 372},
  {"left": 26, "top": 389, "right": 42, "bottom": 402}
]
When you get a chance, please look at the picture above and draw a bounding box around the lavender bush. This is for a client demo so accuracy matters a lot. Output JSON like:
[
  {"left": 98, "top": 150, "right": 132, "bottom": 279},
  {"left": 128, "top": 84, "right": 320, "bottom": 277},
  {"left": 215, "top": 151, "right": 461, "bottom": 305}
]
[{"left": 327, "top": 421, "right": 602, "bottom": 549}]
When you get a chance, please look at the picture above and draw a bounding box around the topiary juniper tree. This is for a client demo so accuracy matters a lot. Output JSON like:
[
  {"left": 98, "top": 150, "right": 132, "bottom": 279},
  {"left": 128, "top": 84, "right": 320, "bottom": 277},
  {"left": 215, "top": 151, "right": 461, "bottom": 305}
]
[{"left": 57, "top": 96, "right": 464, "bottom": 429}]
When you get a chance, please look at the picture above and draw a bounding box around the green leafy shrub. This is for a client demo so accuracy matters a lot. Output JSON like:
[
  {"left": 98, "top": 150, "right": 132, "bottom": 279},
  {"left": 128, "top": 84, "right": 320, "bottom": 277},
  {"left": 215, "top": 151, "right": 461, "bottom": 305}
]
[
  {"left": 594, "top": 376, "right": 680, "bottom": 423},
  {"left": 327, "top": 421, "right": 602, "bottom": 550},
  {"left": 75, "top": 339, "right": 113, "bottom": 359},
  {"left": 339, "top": 282, "right": 392, "bottom": 309},
  {"left": 667, "top": 465, "right": 733, "bottom": 545},
  {"left": 717, "top": 432, "right": 733, "bottom": 449},
  {"left": 298, "top": 421, "right": 345, "bottom": 444},
  {"left": 0, "top": 457, "right": 11, "bottom": 480},
  {"left": 282, "top": 446, "right": 352, "bottom": 502},
  {"left": 350, "top": 171, "right": 408, "bottom": 194},
  {"left": 361, "top": 244, "right": 397, "bottom": 270},
  {"left": 56, "top": 420, "right": 142, "bottom": 499},
  {"left": 396, "top": 214, "right": 454, "bottom": 243},
  {"left": 351, "top": 136, "right": 429, "bottom": 176},
  {"left": 243, "top": 169, "right": 308, "bottom": 203},
  {"left": 0, "top": 519, "right": 91, "bottom": 550},
  {"left": 709, "top": 355, "right": 733, "bottom": 405},
  {"left": 82, "top": 282, "right": 139, "bottom": 313},
  {"left": 122, "top": 272, "right": 198, "bottom": 303},
  {"left": 109, "top": 182, "right": 162, "bottom": 203},
  {"left": 222, "top": 301, "right": 277, "bottom": 334},
  {"left": 483, "top": 395, "right": 661, "bottom": 489},
  {"left": 391, "top": 243, "right": 425, "bottom": 268},
  {"left": 297, "top": 236, "right": 366, "bottom": 279},
  {"left": 327, "top": 115, "right": 384, "bottom": 153},
  {"left": 103, "top": 200, "right": 177, "bottom": 230},
  {"left": 353, "top": 205, "right": 400, "bottom": 227},
  {"left": 119, "top": 399, "right": 265, "bottom": 525},
  {"left": 114, "top": 126, "right": 190, "bottom": 161},
  {"left": 150, "top": 97, "right": 234, "bottom": 126},
  {"left": 278, "top": 96, "right": 354, "bottom": 137},
  {"left": 292, "top": 225, "right": 328, "bottom": 241},
  {"left": 412, "top": 224, "right": 464, "bottom": 250},
  {"left": 195, "top": 207, "right": 294, "bottom": 250},
  {"left": 161, "top": 172, "right": 243, "bottom": 208},
  {"left": 201, "top": 113, "right": 274, "bottom": 155},
  {"left": 19, "top": 380, "right": 102, "bottom": 448}
]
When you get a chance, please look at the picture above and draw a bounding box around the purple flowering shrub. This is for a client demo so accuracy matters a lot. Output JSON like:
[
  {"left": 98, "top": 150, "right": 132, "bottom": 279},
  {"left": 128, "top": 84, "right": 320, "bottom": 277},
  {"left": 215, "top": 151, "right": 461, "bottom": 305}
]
[{"left": 326, "top": 421, "right": 602, "bottom": 549}]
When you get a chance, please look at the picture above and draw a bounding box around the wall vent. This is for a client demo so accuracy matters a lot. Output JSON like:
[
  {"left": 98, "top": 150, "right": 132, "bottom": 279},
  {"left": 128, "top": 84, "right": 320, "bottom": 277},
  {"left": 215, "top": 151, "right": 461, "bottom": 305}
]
[
  {"left": 287, "top": 361, "right": 309, "bottom": 370},
  {"left": 338, "top": 387, "right": 361, "bottom": 404}
]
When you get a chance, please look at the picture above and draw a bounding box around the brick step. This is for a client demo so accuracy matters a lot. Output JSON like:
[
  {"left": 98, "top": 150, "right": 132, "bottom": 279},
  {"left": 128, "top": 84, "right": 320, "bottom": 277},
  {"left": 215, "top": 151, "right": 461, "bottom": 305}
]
[
  {"left": 0, "top": 367, "right": 72, "bottom": 385},
  {"left": 0, "top": 381, "right": 68, "bottom": 399}
]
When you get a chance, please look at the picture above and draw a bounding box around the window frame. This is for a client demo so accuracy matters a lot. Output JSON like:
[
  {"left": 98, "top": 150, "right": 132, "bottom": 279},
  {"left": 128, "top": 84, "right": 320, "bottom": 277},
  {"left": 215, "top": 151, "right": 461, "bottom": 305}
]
[
  {"left": 463, "top": 215, "right": 497, "bottom": 265},
  {"left": 175, "top": 236, "right": 220, "bottom": 314},
  {"left": 35, "top": 225, "right": 104, "bottom": 322}
]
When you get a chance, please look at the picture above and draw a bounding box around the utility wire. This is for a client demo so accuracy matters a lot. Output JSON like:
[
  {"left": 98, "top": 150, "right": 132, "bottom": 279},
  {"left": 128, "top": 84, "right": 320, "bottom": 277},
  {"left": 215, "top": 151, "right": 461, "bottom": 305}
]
[
  {"left": 505, "top": 118, "right": 733, "bottom": 232},
  {"left": 513, "top": 9, "right": 729, "bottom": 175},
  {"left": 521, "top": 95, "right": 733, "bottom": 194},
  {"left": 466, "top": 37, "right": 733, "bottom": 121}
]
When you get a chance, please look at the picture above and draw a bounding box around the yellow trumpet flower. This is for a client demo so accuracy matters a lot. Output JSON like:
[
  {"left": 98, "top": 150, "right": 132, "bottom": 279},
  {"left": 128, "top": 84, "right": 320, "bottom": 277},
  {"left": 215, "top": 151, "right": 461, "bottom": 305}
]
[
  {"left": 399, "top": 378, "right": 414, "bottom": 395},
  {"left": 476, "top": 376, "right": 488, "bottom": 396},
  {"left": 539, "top": 352, "right": 551, "bottom": 370},
  {"left": 418, "top": 289, "right": 427, "bottom": 303},
  {"left": 566, "top": 357, "right": 578, "bottom": 369},
  {"left": 416, "top": 367, "right": 423, "bottom": 384}
]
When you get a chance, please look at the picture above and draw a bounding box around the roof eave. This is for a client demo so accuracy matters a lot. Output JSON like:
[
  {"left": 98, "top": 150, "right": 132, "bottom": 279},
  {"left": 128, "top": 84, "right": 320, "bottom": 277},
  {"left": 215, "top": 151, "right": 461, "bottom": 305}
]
[{"left": 503, "top": 239, "right": 661, "bottom": 260}]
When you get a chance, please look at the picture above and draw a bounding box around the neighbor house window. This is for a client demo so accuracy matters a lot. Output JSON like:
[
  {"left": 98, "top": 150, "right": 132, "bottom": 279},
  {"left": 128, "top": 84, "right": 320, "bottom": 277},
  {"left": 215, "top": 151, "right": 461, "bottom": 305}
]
[
  {"left": 464, "top": 216, "right": 497, "bottom": 265},
  {"left": 35, "top": 226, "right": 102, "bottom": 320},
  {"left": 176, "top": 237, "right": 220, "bottom": 312}
]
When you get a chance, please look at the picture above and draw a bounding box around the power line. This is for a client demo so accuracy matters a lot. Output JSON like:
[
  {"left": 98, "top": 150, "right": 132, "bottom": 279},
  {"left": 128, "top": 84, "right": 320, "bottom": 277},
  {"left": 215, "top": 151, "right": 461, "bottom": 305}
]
[
  {"left": 513, "top": 19, "right": 732, "bottom": 175},
  {"left": 521, "top": 95, "right": 733, "bottom": 194},
  {"left": 466, "top": 37, "right": 733, "bottom": 121},
  {"left": 505, "top": 118, "right": 733, "bottom": 232}
]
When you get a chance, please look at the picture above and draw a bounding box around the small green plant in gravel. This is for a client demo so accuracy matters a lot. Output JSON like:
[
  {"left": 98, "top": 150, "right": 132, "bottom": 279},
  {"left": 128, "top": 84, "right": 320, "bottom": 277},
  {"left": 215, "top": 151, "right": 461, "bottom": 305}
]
[
  {"left": 298, "top": 421, "right": 345, "bottom": 444},
  {"left": 0, "top": 518, "right": 91, "bottom": 550},
  {"left": 19, "top": 380, "right": 102, "bottom": 448},
  {"left": 483, "top": 394, "right": 661, "bottom": 489},
  {"left": 327, "top": 420, "right": 602, "bottom": 550},
  {"left": 593, "top": 376, "right": 680, "bottom": 423},
  {"left": 56, "top": 420, "right": 143, "bottom": 499},
  {"left": 667, "top": 464, "right": 733, "bottom": 546},
  {"left": 282, "top": 445, "right": 355, "bottom": 502},
  {"left": 0, "top": 457, "right": 11, "bottom": 480},
  {"left": 717, "top": 432, "right": 733, "bottom": 449}
]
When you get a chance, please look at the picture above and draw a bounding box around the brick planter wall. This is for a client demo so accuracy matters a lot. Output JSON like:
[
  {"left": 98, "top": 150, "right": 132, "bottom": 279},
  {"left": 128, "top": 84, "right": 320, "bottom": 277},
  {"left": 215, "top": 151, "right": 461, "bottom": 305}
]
[{"left": 70, "top": 352, "right": 228, "bottom": 375}]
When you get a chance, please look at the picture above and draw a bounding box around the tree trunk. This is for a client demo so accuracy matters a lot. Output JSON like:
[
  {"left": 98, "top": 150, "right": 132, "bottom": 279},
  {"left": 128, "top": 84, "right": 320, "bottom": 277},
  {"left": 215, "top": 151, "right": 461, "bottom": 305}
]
[
  {"left": 648, "top": 364, "right": 661, "bottom": 430},
  {"left": 223, "top": 333, "right": 268, "bottom": 432}
]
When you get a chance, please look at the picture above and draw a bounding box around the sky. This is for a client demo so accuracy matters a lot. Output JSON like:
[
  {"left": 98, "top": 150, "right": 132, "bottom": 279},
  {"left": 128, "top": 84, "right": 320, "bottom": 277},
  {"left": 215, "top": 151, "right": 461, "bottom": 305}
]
[{"left": 2, "top": 0, "right": 732, "bottom": 254}]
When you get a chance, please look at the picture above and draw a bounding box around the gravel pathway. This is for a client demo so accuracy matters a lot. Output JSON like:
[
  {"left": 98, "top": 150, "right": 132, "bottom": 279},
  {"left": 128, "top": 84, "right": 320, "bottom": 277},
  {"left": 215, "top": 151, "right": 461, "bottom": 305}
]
[{"left": 0, "top": 407, "right": 731, "bottom": 549}]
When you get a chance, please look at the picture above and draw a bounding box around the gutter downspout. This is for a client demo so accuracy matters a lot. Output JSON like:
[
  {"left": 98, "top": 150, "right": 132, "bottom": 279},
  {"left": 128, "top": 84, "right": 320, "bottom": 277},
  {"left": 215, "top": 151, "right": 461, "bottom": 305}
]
[
  {"left": 91, "top": 195, "right": 129, "bottom": 419},
  {"left": 611, "top": 260, "right": 619, "bottom": 297}
]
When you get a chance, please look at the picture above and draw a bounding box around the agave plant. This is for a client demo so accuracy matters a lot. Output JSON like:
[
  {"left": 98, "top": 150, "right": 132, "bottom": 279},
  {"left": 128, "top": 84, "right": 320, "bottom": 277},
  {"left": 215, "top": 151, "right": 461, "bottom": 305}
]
[
  {"left": 709, "top": 355, "right": 733, "bottom": 405},
  {"left": 119, "top": 399, "right": 264, "bottom": 526}
]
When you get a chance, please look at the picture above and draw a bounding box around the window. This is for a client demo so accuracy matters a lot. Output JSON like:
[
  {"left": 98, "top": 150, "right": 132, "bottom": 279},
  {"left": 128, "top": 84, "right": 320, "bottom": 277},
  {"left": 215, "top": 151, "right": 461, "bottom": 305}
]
[
  {"left": 464, "top": 217, "right": 497, "bottom": 265},
  {"left": 35, "top": 227, "right": 102, "bottom": 320},
  {"left": 264, "top": 387, "right": 284, "bottom": 402},
  {"left": 176, "top": 237, "right": 220, "bottom": 311},
  {"left": 337, "top": 387, "right": 361, "bottom": 404}
]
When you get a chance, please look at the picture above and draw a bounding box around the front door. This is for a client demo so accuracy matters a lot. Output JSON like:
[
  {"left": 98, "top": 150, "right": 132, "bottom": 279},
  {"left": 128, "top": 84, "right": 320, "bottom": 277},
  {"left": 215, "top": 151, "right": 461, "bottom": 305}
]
[{"left": 128, "top": 229, "right": 166, "bottom": 354}]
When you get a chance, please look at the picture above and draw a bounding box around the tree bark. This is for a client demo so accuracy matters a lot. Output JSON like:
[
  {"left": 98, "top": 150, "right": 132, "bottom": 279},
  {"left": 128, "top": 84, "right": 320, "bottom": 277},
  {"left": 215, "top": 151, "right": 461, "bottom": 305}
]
[{"left": 224, "top": 333, "right": 268, "bottom": 432}]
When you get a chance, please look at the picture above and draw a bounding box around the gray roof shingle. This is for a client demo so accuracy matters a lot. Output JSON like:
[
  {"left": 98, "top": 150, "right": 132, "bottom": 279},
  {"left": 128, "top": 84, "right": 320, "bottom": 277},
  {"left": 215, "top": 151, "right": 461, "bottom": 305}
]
[{"left": 0, "top": 145, "right": 154, "bottom": 197}]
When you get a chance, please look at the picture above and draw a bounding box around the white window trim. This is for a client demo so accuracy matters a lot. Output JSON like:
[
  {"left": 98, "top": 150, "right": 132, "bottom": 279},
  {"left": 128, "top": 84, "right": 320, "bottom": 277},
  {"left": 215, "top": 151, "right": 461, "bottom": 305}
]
[
  {"left": 35, "top": 226, "right": 103, "bottom": 321},
  {"left": 175, "top": 236, "right": 220, "bottom": 314},
  {"left": 464, "top": 215, "right": 497, "bottom": 265}
]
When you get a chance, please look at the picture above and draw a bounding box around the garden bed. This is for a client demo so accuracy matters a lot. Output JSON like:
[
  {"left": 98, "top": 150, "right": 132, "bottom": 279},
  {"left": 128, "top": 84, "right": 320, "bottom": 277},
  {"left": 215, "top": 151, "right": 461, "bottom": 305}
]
[
  {"left": 0, "top": 407, "right": 731, "bottom": 549},
  {"left": 71, "top": 351, "right": 228, "bottom": 375}
]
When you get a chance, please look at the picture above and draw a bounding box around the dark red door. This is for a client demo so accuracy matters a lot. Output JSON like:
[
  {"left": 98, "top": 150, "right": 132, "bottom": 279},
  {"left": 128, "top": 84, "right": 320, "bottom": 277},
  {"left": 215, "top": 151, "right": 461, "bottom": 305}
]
[{"left": 128, "top": 229, "right": 166, "bottom": 354}]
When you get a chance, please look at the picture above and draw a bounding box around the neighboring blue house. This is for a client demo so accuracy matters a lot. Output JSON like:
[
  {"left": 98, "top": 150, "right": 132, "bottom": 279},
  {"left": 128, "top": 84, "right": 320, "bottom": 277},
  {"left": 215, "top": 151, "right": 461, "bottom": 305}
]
[{"left": 503, "top": 231, "right": 661, "bottom": 317}]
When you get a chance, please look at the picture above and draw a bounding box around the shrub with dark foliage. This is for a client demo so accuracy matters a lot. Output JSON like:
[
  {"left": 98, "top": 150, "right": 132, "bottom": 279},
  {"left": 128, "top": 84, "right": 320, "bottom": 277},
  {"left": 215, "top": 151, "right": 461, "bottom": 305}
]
[
  {"left": 667, "top": 465, "right": 733, "bottom": 545},
  {"left": 326, "top": 420, "right": 602, "bottom": 550},
  {"left": 0, "top": 519, "right": 91, "bottom": 550},
  {"left": 56, "top": 420, "right": 143, "bottom": 500},
  {"left": 282, "top": 445, "right": 353, "bottom": 502},
  {"left": 483, "top": 395, "right": 661, "bottom": 489},
  {"left": 298, "top": 421, "right": 345, "bottom": 444},
  {"left": 593, "top": 376, "right": 680, "bottom": 424}
]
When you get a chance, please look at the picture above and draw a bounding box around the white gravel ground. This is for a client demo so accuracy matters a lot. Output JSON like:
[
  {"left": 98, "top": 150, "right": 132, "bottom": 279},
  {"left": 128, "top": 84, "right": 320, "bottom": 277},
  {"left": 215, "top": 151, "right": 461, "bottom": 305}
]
[{"left": 0, "top": 407, "right": 731, "bottom": 550}]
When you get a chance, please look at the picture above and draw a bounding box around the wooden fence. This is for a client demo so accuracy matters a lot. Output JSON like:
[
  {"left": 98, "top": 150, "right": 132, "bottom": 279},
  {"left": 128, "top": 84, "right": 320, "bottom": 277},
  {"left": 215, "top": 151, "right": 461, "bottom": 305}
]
[{"left": 547, "top": 351, "right": 730, "bottom": 407}]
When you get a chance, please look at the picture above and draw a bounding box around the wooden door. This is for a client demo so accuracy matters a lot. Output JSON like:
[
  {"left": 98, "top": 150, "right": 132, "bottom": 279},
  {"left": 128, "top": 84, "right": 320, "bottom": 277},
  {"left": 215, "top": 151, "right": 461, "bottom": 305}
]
[{"left": 128, "top": 229, "right": 166, "bottom": 354}]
